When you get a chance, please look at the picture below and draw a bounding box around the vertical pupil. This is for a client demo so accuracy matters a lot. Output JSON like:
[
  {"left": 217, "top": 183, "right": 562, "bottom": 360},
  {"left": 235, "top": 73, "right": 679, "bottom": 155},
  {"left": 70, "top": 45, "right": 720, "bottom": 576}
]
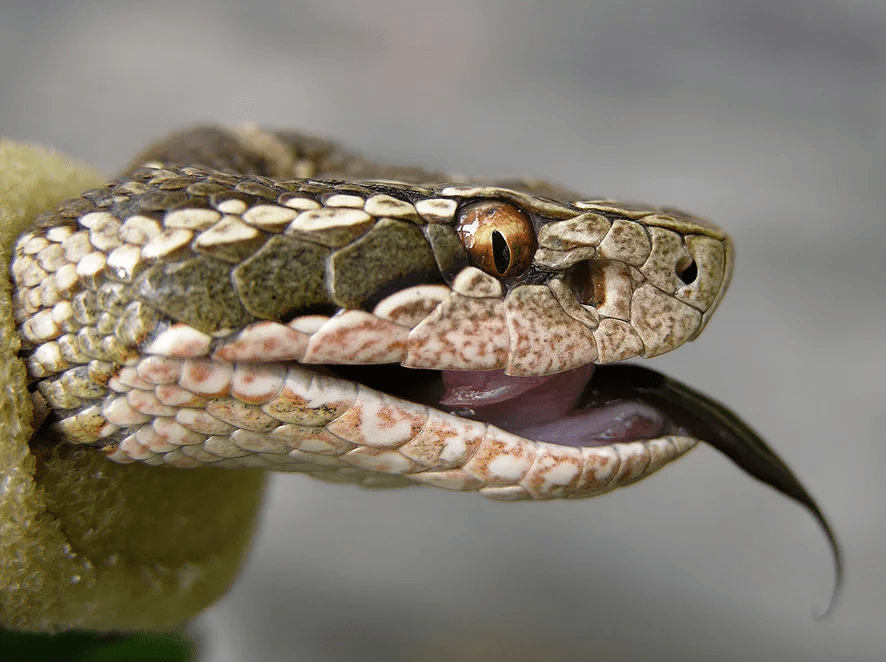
[{"left": 491, "top": 230, "right": 510, "bottom": 274}]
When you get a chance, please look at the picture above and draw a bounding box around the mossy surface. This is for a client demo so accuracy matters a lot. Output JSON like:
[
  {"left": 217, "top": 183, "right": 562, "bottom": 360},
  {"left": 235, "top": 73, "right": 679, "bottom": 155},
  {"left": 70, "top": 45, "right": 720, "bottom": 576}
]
[{"left": 0, "top": 140, "right": 266, "bottom": 632}]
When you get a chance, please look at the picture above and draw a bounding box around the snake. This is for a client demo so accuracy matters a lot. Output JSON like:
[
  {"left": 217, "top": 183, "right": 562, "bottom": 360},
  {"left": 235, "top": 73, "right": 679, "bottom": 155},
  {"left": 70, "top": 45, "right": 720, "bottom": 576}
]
[{"left": 10, "top": 125, "right": 840, "bottom": 605}]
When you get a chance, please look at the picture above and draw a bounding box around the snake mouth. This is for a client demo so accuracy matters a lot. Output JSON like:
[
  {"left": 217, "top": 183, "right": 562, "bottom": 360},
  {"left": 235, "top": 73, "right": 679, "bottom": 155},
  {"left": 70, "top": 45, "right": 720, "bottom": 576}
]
[
  {"left": 327, "top": 363, "right": 697, "bottom": 448},
  {"left": 328, "top": 360, "right": 840, "bottom": 533}
]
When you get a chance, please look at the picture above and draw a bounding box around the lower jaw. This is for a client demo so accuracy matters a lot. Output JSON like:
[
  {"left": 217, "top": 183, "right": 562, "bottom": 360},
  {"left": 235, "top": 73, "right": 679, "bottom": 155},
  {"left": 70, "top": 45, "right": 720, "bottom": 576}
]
[
  {"left": 321, "top": 359, "right": 806, "bottom": 510},
  {"left": 323, "top": 361, "right": 840, "bottom": 591},
  {"left": 324, "top": 359, "right": 810, "bottom": 512}
]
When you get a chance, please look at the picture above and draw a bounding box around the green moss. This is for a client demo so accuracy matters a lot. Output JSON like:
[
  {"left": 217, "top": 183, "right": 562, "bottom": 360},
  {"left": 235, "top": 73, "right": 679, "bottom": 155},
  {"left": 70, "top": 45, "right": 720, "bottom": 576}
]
[{"left": 0, "top": 140, "right": 266, "bottom": 632}]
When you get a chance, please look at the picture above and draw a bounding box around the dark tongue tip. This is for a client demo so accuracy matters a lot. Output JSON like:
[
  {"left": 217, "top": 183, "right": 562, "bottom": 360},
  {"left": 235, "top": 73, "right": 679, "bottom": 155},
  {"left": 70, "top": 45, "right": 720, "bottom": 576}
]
[{"left": 593, "top": 365, "right": 844, "bottom": 616}]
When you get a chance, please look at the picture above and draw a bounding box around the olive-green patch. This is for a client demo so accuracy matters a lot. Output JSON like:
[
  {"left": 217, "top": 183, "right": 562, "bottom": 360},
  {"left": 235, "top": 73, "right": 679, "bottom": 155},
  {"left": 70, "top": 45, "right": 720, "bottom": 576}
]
[
  {"left": 134, "top": 255, "right": 254, "bottom": 333},
  {"left": 329, "top": 218, "right": 441, "bottom": 309},
  {"left": 424, "top": 223, "right": 470, "bottom": 284},
  {"left": 232, "top": 235, "right": 332, "bottom": 319}
]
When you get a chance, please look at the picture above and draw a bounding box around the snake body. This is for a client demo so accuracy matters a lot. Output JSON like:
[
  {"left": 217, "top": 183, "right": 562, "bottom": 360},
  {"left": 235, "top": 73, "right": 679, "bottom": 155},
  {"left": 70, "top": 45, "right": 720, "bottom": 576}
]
[{"left": 8, "top": 127, "right": 843, "bottom": 604}]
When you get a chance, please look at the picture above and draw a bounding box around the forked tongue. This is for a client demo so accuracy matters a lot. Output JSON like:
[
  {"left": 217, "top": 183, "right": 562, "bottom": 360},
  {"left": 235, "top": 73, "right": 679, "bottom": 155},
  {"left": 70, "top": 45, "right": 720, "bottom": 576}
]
[
  {"left": 440, "top": 363, "right": 842, "bottom": 615},
  {"left": 591, "top": 365, "right": 843, "bottom": 616}
]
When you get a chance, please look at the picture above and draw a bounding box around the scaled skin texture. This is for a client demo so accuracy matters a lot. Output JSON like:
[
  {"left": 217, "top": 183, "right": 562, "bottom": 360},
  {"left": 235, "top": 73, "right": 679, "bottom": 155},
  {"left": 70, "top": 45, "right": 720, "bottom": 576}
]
[{"left": 0, "top": 140, "right": 266, "bottom": 632}]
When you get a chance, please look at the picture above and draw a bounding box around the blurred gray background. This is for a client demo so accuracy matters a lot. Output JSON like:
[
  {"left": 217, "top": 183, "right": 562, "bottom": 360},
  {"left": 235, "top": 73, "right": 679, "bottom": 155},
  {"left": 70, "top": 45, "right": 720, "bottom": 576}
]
[{"left": 3, "top": 0, "right": 884, "bottom": 660}]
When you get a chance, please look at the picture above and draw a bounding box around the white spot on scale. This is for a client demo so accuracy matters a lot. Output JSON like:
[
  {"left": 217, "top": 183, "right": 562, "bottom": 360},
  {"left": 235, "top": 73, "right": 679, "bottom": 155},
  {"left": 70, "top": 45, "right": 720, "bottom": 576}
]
[
  {"left": 231, "top": 363, "right": 286, "bottom": 404},
  {"left": 88, "top": 216, "right": 123, "bottom": 252},
  {"left": 25, "top": 310, "right": 59, "bottom": 342},
  {"left": 35, "top": 243, "right": 66, "bottom": 272},
  {"left": 213, "top": 321, "right": 309, "bottom": 362},
  {"left": 415, "top": 198, "right": 457, "bottom": 223},
  {"left": 280, "top": 197, "right": 321, "bottom": 211},
  {"left": 175, "top": 409, "right": 236, "bottom": 436},
  {"left": 324, "top": 194, "right": 365, "bottom": 208},
  {"left": 119, "top": 216, "right": 162, "bottom": 245},
  {"left": 21, "top": 235, "right": 48, "bottom": 255},
  {"left": 75, "top": 251, "right": 107, "bottom": 281},
  {"left": 287, "top": 207, "right": 373, "bottom": 242},
  {"left": 241, "top": 204, "right": 298, "bottom": 229},
  {"left": 301, "top": 310, "right": 408, "bottom": 364},
  {"left": 372, "top": 284, "right": 450, "bottom": 328},
  {"left": 179, "top": 359, "right": 234, "bottom": 397},
  {"left": 326, "top": 387, "right": 427, "bottom": 448},
  {"left": 342, "top": 447, "right": 418, "bottom": 474},
  {"left": 46, "top": 225, "right": 74, "bottom": 243},
  {"left": 144, "top": 324, "right": 212, "bottom": 358},
  {"left": 79, "top": 211, "right": 118, "bottom": 229},
  {"left": 106, "top": 244, "right": 142, "bottom": 281},
  {"left": 364, "top": 194, "right": 419, "bottom": 221},
  {"left": 288, "top": 315, "right": 330, "bottom": 334},
  {"left": 215, "top": 199, "right": 248, "bottom": 214},
  {"left": 118, "top": 435, "right": 154, "bottom": 461},
  {"left": 164, "top": 208, "right": 221, "bottom": 230},
  {"left": 102, "top": 395, "right": 151, "bottom": 426},
  {"left": 136, "top": 357, "right": 186, "bottom": 387},
  {"left": 194, "top": 215, "right": 259, "bottom": 247},
  {"left": 142, "top": 228, "right": 194, "bottom": 260},
  {"left": 54, "top": 264, "right": 79, "bottom": 294},
  {"left": 538, "top": 456, "right": 581, "bottom": 486},
  {"left": 61, "top": 231, "right": 92, "bottom": 262},
  {"left": 486, "top": 454, "right": 532, "bottom": 482}
]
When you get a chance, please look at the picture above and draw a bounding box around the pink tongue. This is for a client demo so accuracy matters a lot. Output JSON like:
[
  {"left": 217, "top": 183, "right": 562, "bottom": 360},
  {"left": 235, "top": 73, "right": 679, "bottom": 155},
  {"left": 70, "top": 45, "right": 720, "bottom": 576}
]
[
  {"left": 440, "top": 365, "right": 595, "bottom": 429},
  {"left": 440, "top": 364, "right": 668, "bottom": 446}
]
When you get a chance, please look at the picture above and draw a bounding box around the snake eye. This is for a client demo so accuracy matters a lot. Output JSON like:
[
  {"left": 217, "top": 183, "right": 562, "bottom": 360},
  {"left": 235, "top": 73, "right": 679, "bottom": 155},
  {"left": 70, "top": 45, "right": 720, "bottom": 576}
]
[{"left": 455, "top": 201, "right": 536, "bottom": 278}]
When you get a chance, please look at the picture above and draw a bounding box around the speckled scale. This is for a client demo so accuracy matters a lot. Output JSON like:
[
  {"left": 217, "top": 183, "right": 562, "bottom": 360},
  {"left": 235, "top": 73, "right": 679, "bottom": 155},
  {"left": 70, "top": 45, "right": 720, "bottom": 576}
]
[
  {"left": 185, "top": 181, "right": 231, "bottom": 197},
  {"left": 424, "top": 224, "right": 470, "bottom": 282},
  {"left": 134, "top": 256, "right": 254, "bottom": 333},
  {"left": 136, "top": 189, "right": 191, "bottom": 213},
  {"left": 329, "top": 218, "right": 442, "bottom": 309},
  {"left": 57, "top": 197, "right": 97, "bottom": 220},
  {"left": 232, "top": 236, "right": 333, "bottom": 320},
  {"left": 291, "top": 181, "right": 341, "bottom": 197},
  {"left": 95, "top": 282, "right": 131, "bottom": 317},
  {"left": 156, "top": 176, "right": 201, "bottom": 191},
  {"left": 235, "top": 180, "right": 281, "bottom": 199}
]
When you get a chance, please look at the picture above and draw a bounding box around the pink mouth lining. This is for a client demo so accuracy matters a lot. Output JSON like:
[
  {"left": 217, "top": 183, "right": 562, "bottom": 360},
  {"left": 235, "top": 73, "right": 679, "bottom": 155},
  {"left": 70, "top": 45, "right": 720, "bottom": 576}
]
[{"left": 440, "top": 365, "right": 672, "bottom": 447}]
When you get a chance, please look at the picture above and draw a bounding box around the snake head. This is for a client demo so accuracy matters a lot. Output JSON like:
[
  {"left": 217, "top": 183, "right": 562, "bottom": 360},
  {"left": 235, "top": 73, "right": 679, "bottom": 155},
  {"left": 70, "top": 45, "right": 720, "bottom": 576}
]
[
  {"left": 10, "top": 133, "right": 838, "bottom": 611},
  {"left": 400, "top": 185, "right": 734, "bottom": 374}
]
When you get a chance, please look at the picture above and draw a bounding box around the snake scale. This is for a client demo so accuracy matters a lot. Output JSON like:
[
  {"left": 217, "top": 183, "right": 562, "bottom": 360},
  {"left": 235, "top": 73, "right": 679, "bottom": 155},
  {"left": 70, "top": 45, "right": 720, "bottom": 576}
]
[{"left": 9, "top": 126, "right": 840, "bottom": 603}]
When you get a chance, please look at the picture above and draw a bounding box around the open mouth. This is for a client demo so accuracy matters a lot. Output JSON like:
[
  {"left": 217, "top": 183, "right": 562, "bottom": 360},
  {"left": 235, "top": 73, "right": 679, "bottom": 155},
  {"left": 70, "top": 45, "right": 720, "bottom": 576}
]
[
  {"left": 328, "top": 363, "right": 690, "bottom": 447},
  {"left": 312, "top": 358, "right": 823, "bottom": 512},
  {"left": 326, "top": 358, "right": 814, "bottom": 504}
]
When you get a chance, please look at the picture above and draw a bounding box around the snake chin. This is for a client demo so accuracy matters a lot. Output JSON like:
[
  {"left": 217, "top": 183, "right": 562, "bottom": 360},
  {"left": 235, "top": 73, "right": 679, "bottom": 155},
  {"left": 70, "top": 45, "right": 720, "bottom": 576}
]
[{"left": 326, "top": 363, "right": 689, "bottom": 448}]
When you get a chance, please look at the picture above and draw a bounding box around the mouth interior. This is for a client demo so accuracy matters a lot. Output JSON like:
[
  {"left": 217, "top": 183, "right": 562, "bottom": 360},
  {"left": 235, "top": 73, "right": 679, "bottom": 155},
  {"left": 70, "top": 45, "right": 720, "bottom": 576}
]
[{"left": 327, "top": 363, "right": 687, "bottom": 447}]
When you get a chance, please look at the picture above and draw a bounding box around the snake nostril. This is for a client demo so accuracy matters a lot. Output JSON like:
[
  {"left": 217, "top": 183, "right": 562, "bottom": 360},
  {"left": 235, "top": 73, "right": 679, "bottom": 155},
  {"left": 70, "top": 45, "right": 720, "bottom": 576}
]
[
  {"left": 565, "top": 260, "right": 597, "bottom": 306},
  {"left": 675, "top": 256, "right": 697, "bottom": 285}
]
